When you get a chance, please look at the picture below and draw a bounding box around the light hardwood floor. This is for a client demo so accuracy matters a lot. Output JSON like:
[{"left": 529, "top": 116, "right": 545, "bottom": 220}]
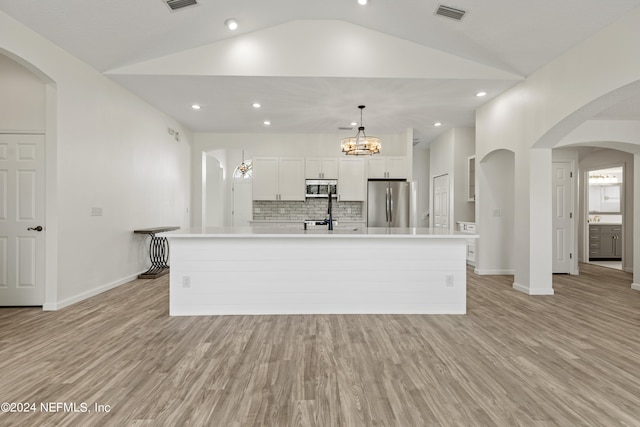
[{"left": 2, "top": 264, "right": 640, "bottom": 426}]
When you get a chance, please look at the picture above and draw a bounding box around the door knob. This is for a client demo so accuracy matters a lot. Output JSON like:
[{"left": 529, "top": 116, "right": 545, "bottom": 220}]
[{"left": 27, "top": 226, "right": 43, "bottom": 232}]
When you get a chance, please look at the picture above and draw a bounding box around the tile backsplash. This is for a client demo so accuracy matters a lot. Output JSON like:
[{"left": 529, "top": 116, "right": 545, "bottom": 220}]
[{"left": 253, "top": 199, "right": 363, "bottom": 222}]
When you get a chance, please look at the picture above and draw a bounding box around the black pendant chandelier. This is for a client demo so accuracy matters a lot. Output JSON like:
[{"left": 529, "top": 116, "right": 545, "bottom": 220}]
[{"left": 341, "top": 105, "right": 381, "bottom": 156}]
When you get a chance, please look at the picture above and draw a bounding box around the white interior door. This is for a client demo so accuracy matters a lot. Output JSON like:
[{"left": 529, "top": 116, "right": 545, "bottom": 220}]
[
  {"left": 552, "top": 162, "right": 573, "bottom": 274},
  {"left": 0, "top": 134, "right": 45, "bottom": 305},
  {"left": 433, "top": 174, "right": 449, "bottom": 230}
]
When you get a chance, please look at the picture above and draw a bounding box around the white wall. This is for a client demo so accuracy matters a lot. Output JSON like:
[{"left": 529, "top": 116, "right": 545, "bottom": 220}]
[
  {"left": 476, "top": 149, "right": 515, "bottom": 275},
  {"left": 476, "top": 7, "right": 640, "bottom": 293},
  {"left": 205, "top": 154, "right": 224, "bottom": 227},
  {"left": 110, "top": 20, "right": 521, "bottom": 81},
  {"left": 558, "top": 121, "right": 640, "bottom": 152},
  {"left": 0, "top": 54, "right": 45, "bottom": 130},
  {"left": 1, "top": 12, "right": 192, "bottom": 309},
  {"left": 412, "top": 146, "right": 430, "bottom": 227}
]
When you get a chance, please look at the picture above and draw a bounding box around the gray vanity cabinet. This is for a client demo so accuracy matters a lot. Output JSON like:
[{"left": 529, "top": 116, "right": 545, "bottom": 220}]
[{"left": 589, "top": 224, "right": 622, "bottom": 259}]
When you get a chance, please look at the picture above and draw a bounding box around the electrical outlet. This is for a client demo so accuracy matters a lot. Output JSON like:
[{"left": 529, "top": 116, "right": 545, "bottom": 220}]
[
  {"left": 182, "top": 276, "right": 191, "bottom": 288},
  {"left": 347, "top": 207, "right": 352, "bottom": 214},
  {"left": 445, "top": 275, "right": 454, "bottom": 287}
]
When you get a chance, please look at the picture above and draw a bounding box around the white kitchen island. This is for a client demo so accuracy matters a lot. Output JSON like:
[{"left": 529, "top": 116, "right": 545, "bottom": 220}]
[{"left": 162, "top": 227, "right": 477, "bottom": 316}]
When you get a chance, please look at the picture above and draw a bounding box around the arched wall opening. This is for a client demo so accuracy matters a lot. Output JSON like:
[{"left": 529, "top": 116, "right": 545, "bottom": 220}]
[
  {"left": 0, "top": 48, "right": 55, "bottom": 85},
  {"left": 533, "top": 80, "right": 640, "bottom": 150},
  {"left": 534, "top": 77, "right": 640, "bottom": 288},
  {"left": 200, "top": 148, "right": 253, "bottom": 228},
  {"left": 475, "top": 9, "right": 640, "bottom": 293},
  {"left": 554, "top": 143, "right": 636, "bottom": 277},
  {"left": 0, "top": 49, "right": 58, "bottom": 307}
]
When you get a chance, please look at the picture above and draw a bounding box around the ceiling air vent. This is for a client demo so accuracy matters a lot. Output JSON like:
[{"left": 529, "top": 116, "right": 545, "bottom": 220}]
[
  {"left": 338, "top": 127, "right": 353, "bottom": 131},
  {"left": 435, "top": 5, "right": 466, "bottom": 21},
  {"left": 165, "top": 0, "right": 198, "bottom": 11}
]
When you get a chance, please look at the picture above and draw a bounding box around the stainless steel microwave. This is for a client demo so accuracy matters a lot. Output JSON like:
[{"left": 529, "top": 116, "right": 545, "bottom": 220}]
[{"left": 305, "top": 179, "right": 337, "bottom": 198}]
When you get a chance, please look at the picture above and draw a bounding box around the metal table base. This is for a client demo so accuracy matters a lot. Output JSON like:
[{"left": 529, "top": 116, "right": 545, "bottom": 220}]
[{"left": 133, "top": 227, "right": 179, "bottom": 279}]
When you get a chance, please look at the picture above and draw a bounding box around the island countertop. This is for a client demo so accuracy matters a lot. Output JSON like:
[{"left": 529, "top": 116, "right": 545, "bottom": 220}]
[
  {"left": 165, "top": 226, "right": 474, "bottom": 316},
  {"left": 162, "top": 226, "right": 477, "bottom": 239}
]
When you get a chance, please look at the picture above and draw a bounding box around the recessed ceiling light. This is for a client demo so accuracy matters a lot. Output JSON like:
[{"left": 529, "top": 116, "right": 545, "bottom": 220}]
[
  {"left": 263, "top": 120, "right": 271, "bottom": 126},
  {"left": 476, "top": 91, "right": 487, "bottom": 97},
  {"left": 358, "top": 0, "right": 368, "bottom": 5},
  {"left": 252, "top": 102, "right": 261, "bottom": 108},
  {"left": 191, "top": 104, "right": 201, "bottom": 110},
  {"left": 434, "top": 122, "right": 442, "bottom": 127},
  {"left": 224, "top": 18, "right": 238, "bottom": 30},
  {"left": 350, "top": 122, "right": 358, "bottom": 127}
]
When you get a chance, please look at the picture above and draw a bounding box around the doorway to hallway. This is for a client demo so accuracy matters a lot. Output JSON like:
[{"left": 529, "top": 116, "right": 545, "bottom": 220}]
[{"left": 586, "top": 165, "right": 624, "bottom": 271}]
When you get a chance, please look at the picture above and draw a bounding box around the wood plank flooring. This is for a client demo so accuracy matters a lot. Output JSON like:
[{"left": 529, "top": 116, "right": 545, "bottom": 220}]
[{"left": 2, "top": 264, "right": 640, "bottom": 426}]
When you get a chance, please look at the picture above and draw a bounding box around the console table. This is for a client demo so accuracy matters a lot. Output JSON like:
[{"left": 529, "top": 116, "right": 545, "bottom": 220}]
[{"left": 133, "top": 226, "right": 179, "bottom": 279}]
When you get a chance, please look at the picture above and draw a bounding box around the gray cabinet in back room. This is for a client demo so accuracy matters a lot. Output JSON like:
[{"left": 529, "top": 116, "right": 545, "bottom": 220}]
[{"left": 589, "top": 224, "right": 622, "bottom": 260}]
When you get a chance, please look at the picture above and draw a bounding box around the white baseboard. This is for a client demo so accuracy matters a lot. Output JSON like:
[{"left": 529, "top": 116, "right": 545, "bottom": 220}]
[
  {"left": 631, "top": 283, "right": 640, "bottom": 291},
  {"left": 513, "top": 282, "right": 555, "bottom": 296},
  {"left": 43, "top": 271, "right": 144, "bottom": 311},
  {"left": 624, "top": 267, "right": 633, "bottom": 274},
  {"left": 474, "top": 268, "right": 515, "bottom": 275}
]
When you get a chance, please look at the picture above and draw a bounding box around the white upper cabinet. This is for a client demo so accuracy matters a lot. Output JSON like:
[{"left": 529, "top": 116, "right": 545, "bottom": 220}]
[
  {"left": 252, "top": 157, "right": 279, "bottom": 200},
  {"left": 252, "top": 157, "right": 305, "bottom": 201},
  {"left": 367, "top": 157, "right": 387, "bottom": 178},
  {"left": 338, "top": 158, "right": 366, "bottom": 201},
  {"left": 305, "top": 158, "right": 338, "bottom": 179},
  {"left": 368, "top": 156, "right": 408, "bottom": 179},
  {"left": 278, "top": 158, "right": 305, "bottom": 200}
]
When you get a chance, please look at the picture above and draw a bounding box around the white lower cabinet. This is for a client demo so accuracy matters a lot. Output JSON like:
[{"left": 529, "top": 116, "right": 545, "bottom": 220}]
[{"left": 457, "top": 221, "right": 476, "bottom": 266}]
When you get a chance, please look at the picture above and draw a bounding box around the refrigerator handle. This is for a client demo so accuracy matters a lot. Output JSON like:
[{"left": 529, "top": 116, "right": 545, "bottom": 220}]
[
  {"left": 389, "top": 187, "right": 393, "bottom": 223},
  {"left": 385, "top": 187, "right": 390, "bottom": 222}
]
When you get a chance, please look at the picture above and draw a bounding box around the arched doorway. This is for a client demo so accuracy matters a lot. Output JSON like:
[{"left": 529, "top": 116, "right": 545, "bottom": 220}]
[
  {"left": 0, "top": 51, "right": 56, "bottom": 307},
  {"left": 554, "top": 142, "right": 638, "bottom": 276}
]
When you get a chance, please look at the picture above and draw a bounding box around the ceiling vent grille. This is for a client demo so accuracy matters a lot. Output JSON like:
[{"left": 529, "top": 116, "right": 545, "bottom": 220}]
[
  {"left": 338, "top": 127, "right": 353, "bottom": 131},
  {"left": 435, "top": 5, "right": 466, "bottom": 21},
  {"left": 165, "top": 0, "right": 198, "bottom": 11}
]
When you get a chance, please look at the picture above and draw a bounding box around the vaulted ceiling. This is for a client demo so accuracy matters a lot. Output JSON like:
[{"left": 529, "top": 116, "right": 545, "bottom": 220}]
[{"left": 2, "top": 0, "right": 639, "bottom": 145}]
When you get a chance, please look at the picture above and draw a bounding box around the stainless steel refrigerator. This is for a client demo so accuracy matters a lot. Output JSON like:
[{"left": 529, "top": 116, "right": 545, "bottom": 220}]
[{"left": 367, "top": 180, "right": 411, "bottom": 227}]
